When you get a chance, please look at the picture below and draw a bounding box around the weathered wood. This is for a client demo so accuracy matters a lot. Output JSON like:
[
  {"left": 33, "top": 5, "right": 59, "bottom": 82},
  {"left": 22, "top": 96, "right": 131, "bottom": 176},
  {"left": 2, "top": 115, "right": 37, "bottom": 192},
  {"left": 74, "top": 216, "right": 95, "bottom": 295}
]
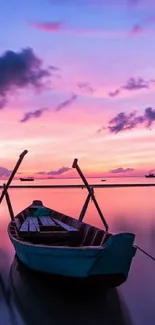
[
  {"left": 39, "top": 216, "right": 56, "bottom": 227},
  {"left": 52, "top": 218, "right": 78, "bottom": 232},
  {"left": 78, "top": 191, "right": 92, "bottom": 222},
  {"left": 20, "top": 218, "right": 29, "bottom": 232},
  {"left": 28, "top": 218, "right": 37, "bottom": 232},
  {"left": 81, "top": 225, "right": 90, "bottom": 245},
  {"left": 13, "top": 218, "right": 21, "bottom": 230},
  {"left": 3, "top": 184, "right": 14, "bottom": 221},
  {"left": 0, "top": 150, "right": 28, "bottom": 204},
  {"left": 72, "top": 158, "right": 109, "bottom": 232},
  {"left": 30, "top": 217, "right": 40, "bottom": 231},
  {"left": 20, "top": 217, "right": 40, "bottom": 232}
]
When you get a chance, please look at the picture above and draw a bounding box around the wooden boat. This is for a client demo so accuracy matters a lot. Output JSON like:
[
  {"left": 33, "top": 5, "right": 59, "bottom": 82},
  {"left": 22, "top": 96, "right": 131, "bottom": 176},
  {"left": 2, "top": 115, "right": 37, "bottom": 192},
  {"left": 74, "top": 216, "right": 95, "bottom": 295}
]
[
  {"left": 9, "top": 255, "right": 133, "bottom": 325},
  {"left": 0, "top": 151, "right": 137, "bottom": 287},
  {"left": 20, "top": 177, "right": 34, "bottom": 181},
  {"left": 145, "top": 173, "right": 155, "bottom": 178}
]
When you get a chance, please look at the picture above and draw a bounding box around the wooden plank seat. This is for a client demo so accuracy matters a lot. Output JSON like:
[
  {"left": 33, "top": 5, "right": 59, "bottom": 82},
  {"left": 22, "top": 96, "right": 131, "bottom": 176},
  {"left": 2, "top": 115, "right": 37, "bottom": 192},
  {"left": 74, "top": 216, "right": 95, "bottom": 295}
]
[
  {"left": 39, "top": 216, "right": 56, "bottom": 227},
  {"left": 52, "top": 218, "right": 78, "bottom": 232},
  {"left": 20, "top": 217, "right": 40, "bottom": 232},
  {"left": 17, "top": 215, "right": 80, "bottom": 246}
]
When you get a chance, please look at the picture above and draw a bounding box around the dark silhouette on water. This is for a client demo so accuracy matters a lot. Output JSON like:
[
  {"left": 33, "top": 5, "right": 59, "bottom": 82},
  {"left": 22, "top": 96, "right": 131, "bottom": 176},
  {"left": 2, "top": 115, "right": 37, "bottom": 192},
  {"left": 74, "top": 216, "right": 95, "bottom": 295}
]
[
  {"left": 9, "top": 255, "right": 133, "bottom": 325},
  {"left": 145, "top": 173, "right": 155, "bottom": 178},
  {"left": 19, "top": 177, "right": 34, "bottom": 181},
  {"left": 145, "top": 169, "right": 155, "bottom": 178}
]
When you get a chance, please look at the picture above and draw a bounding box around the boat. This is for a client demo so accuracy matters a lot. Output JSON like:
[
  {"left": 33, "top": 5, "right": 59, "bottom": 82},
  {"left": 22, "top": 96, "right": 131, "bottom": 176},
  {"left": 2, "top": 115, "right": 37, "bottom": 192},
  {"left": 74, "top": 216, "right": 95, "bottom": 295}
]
[
  {"left": 145, "top": 173, "right": 155, "bottom": 178},
  {"left": 20, "top": 177, "right": 34, "bottom": 181},
  {"left": 101, "top": 179, "right": 106, "bottom": 182},
  {"left": 0, "top": 150, "right": 137, "bottom": 288},
  {"left": 9, "top": 255, "right": 133, "bottom": 325}
]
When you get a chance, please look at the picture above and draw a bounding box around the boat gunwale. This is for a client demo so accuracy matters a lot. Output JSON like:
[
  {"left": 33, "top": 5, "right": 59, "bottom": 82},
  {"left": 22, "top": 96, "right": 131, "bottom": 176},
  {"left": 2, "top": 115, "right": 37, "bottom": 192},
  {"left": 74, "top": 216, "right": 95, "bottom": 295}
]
[
  {"left": 8, "top": 203, "right": 112, "bottom": 248},
  {"left": 8, "top": 222, "right": 109, "bottom": 250},
  {"left": 8, "top": 222, "right": 135, "bottom": 252}
]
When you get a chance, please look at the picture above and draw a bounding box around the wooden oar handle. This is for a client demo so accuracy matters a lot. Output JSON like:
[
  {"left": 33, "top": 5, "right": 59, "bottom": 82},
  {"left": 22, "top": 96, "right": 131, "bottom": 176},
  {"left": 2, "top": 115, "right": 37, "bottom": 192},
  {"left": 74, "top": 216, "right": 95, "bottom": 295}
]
[
  {"left": 72, "top": 158, "right": 78, "bottom": 168},
  {"left": 72, "top": 158, "right": 109, "bottom": 231},
  {"left": 20, "top": 150, "right": 28, "bottom": 159},
  {"left": 0, "top": 149, "right": 28, "bottom": 204}
]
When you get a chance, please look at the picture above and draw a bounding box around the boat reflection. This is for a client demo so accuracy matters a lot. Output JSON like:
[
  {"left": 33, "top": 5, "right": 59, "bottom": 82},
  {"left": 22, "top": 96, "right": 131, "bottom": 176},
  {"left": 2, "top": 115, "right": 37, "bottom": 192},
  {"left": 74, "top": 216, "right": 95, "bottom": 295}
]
[{"left": 9, "top": 255, "right": 133, "bottom": 325}]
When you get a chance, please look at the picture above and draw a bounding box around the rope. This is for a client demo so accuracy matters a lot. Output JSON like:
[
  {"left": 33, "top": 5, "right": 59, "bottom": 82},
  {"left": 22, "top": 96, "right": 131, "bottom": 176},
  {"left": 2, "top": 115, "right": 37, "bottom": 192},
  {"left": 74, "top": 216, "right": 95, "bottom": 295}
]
[{"left": 135, "top": 245, "right": 155, "bottom": 261}]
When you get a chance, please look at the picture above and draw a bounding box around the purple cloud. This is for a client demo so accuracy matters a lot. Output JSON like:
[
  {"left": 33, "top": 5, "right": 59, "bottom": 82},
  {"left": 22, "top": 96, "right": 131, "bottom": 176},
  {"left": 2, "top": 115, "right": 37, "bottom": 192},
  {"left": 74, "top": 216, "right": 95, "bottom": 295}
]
[
  {"left": 109, "top": 77, "right": 149, "bottom": 98},
  {"left": 130, "top": 14, "right": 155, "bottom": 36},
  {"left": 20, "top": 108, "right": 47, "bottom": 123},
  {"left": 0, "top": 48, "right": 50, "bottom": 109},
  {"left": 29, "top": 21, "right": 62, "bottom": 32},
  {"left": 144, "top": 107, "right": 155, "bottom": 127},
  {"left": 78, "top": 82, "right": 94, "bottom": 94},
  {"left": 101, "top": 107, "right": 155, "bottom": 134},
  {"left": 0, "top": 167, "right": 12, "bottom": 176},
  {"left": 123, "top": 78, "right": 149, "bottom": 90},
  {"left": 109, "top": 89, "right": 120, "bottom": 97},
  {"left": 109, "top": 167, "right": 134, "bottom": 173},
  {"left": 36, "top": 167, "right": 71, "bottom": 175},
  {"left": 130, "top": 24, "right": 143, "bottom": 36},
  {"left": 96, "top": 126, "right": 106, "bottom": 133},
  {"left": 55, "top": 94, "right": 77, "bottom": 112},
  {"left": 49, "top": 65, "right": 60, "bottom": 71},
  {"left": 108, "top": 111, "right": 140, "bottom": 133}
]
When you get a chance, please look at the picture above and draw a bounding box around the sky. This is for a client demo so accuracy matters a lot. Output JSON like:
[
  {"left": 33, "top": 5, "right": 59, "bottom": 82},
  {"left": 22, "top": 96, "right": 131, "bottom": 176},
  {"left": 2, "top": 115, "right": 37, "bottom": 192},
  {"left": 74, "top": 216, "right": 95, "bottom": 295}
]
[{"left": 0, "top": 0, "right": 155, "bottom": 178}]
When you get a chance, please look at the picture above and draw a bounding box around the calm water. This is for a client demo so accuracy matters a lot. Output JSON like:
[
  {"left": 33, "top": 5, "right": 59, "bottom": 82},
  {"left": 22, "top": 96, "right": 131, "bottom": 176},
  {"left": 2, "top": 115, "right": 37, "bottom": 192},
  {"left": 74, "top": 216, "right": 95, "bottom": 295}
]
[{"left": 0, "top": 177, "right": 155, "bottom": 325}]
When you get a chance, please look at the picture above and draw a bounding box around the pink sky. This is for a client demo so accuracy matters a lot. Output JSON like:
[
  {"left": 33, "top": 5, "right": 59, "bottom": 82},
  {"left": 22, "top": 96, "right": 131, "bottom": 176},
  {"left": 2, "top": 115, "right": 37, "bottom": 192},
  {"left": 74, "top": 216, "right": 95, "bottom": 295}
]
[{"left": 1, "top": 0, "right": 155, "bottom": 178}]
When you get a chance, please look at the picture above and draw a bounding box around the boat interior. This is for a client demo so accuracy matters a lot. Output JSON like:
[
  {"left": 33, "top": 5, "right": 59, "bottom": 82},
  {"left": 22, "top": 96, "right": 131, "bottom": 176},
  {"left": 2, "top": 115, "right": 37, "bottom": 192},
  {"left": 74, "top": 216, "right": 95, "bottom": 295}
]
[{"left": 9, "top": 200, "right": 111, "bottom": 247}]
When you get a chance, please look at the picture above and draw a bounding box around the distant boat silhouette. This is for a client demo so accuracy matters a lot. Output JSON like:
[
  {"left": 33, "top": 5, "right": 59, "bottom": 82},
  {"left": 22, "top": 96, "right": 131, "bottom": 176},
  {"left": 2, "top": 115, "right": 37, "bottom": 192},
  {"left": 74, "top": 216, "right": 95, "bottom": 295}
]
[
  {"left": 145, "top": 173, "right": 155, "bottom": 178},
  {"left": 20, "top": 177, "right": 34, "bottom": 181},
  {"left": 101, "top": 179, "right": 106, "bottom": 182}
]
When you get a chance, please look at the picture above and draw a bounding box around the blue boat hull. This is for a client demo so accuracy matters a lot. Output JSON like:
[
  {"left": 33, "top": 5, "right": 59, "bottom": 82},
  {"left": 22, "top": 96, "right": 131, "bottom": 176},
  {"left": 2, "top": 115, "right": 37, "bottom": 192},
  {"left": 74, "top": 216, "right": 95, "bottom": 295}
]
[{"left": 9, "top": 231, "right": 136, "bottom": 284}]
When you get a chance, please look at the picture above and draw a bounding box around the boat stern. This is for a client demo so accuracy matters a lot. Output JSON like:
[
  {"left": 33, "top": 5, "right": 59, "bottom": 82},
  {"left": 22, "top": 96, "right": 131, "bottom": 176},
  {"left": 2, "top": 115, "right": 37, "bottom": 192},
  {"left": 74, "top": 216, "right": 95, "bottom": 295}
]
[{"left": 89, "top": 232, "right": 136, "bottom": 279}]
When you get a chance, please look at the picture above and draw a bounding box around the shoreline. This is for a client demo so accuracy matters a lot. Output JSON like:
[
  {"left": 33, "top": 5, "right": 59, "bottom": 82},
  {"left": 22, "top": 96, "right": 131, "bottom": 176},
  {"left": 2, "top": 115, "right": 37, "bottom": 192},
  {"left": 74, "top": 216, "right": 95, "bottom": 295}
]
[{"left": 1, "top": 183, "right": 155, "bottom": 189}]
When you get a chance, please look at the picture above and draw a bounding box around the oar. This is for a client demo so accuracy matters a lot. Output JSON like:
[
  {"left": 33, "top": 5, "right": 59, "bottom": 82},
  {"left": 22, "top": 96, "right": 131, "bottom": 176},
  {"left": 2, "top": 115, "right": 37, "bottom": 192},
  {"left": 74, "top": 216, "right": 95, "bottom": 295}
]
[
  {"left": 72, "top": 158, "right": 109, "bottom": 231},
  {"left": 0, "top": 150, "right": 28, "bottom": 204}
]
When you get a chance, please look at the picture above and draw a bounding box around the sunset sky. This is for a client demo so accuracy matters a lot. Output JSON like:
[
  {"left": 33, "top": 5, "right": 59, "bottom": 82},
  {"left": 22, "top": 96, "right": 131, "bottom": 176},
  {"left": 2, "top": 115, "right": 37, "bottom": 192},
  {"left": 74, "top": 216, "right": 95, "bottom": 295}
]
[{"left": 0, "top": 0, "right": 155, "bottom": 178}]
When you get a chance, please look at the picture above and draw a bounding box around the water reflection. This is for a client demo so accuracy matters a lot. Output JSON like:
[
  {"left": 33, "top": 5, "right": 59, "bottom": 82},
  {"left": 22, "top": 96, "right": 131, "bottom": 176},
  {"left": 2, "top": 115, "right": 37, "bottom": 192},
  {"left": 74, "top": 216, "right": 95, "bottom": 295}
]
[
  {"left": 1, "top": 184, "right": 155, "bottom": 324},
  {"left": 8, "top": 255, "right": 132, "bottom": 325}
]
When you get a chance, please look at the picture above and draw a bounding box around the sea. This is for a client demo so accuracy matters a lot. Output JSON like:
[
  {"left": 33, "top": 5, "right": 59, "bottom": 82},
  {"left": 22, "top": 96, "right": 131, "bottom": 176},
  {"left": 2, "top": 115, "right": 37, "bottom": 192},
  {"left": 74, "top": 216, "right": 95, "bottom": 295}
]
[{"left": 0, "top": 177, "right": 155, "bottom": 325}]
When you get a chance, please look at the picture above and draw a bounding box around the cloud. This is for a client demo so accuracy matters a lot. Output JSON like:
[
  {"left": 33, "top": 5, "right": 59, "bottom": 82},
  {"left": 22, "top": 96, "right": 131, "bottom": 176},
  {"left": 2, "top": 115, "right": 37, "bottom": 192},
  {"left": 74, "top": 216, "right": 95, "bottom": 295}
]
[
  {"left": 109, "top": 77, "right": 149, "bottom": 98},
  {"left": 96, "top": 126, "right": 106, "bottom": 133},
  {"left": 109, "top": 167, "right": 134, "bottom": 173},
  {"left": 29, "top": 21, "right": 62, "bottom": 32},
  {"left": 55, "top": 94, "right": 77, "bottom": 112},
  {"left": 49, "top": 65, "right": 60, "bottom": 71},
  {"left": 108, "top": 111, "right": 140, "bottom": 133},
  {"left": 130, "top": 14, "right": 155, "bottom": 36},
  {"left": 0, "top": 48, "right": 50, "bottom": 109},
  {"left": 77, "top": 82, "right": 94, "bottom": 94},
  {"left": 29, "top": 20, "right": 127, "bottom": 39},
  {"left": 103, "top": 107, "right": 155, "bottom": 134},
  {"left": 130, "top": 24, "right": 143, "bottom": 36},
  {"left": 20, "top": 108, "right": 47, "bottom": 123},
  {"left": 0, "top": 167, "right": 12, "bottom": 177},
  {"left": 123, "top": 78, "right": 149, "bottom": 90},
  {"left": 109, "top": 89, "right": 120, "bottom": 97},
  {"left": 144, "top": 107, "right": 155, "bottom": 127},
  {"left": 36, "top": 167, "right": 71, "bottom": 175}
]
